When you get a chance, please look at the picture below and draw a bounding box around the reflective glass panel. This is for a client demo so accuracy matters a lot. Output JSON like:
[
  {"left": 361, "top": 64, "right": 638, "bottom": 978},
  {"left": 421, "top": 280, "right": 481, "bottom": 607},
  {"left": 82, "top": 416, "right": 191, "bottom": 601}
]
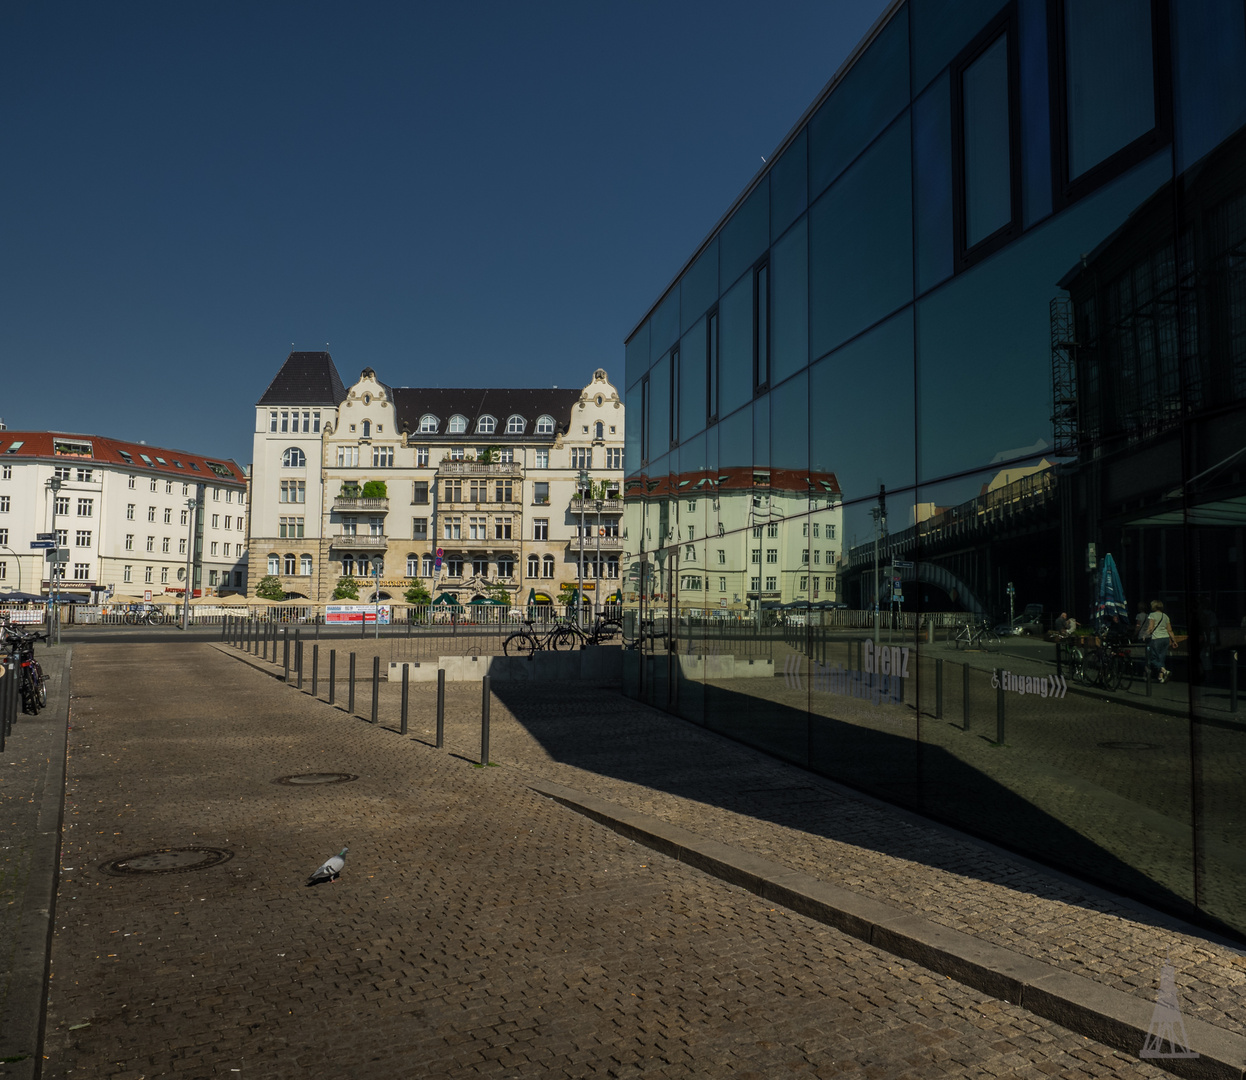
[
  {"left": 769, "top": 129, "right": 807, "bottom": 242},
  {"left": 626, "top": 321, "right": 649, "bottom": 391},
  {"left": 810, "top": 114, "right": 913, "bottom": 360},
  {"left": 680, "top": 318, "right": 708, "bottom": 443},
  {"left": 681, "top": 238, "right": 719, "bottom": 334},
  {"left": 771, "top": 216, "right": 809, "bottom": 385},
  {"left": 718, "top": 274, "right": 754, "bottom": 418},
  {"left": 914, "top": 71, "right": 954, "bottom": 293},
  {"left": 719, "top": 178, "right": 769, "bottom": 291},
  {"left": 652, "top": 286, "right": 681, "bottom": 359},
  {"left": 962, "top": 33, "right": 1012, "bottom": 248}
]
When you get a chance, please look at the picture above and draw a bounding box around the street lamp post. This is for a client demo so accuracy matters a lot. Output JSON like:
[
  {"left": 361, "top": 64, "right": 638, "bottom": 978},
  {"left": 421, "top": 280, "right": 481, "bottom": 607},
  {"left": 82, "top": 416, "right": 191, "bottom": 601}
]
[
  {"left": 576, "top": 469, "right": 589, "bottom": 628},
  {"left": 374, "top": 559, "right": 381, "bottom": 640},
  {"left": 594, "top": 496, "right": 603, "bottom": 623},
  {"left": 181, "top": 498, "right": 197, "bottom": 631},
  {"left": 0, "top": 545, "right": 22, "bottom": 594},
  {"left": 48, "top": 477, "right": 62, "bottom": 645}
]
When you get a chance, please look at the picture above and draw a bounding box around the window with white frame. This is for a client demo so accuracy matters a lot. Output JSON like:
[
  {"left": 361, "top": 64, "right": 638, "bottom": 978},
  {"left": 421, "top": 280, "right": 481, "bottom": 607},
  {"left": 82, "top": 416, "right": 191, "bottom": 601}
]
[
  {"left": 407, "top": 553, "right": 419, "bottom": 576},
  {"left": 127, "top": 503, "right": 135, "bottom": 519},
  {"left": 123, "top": 565, "right": 132, "bottom": 582},
  {"left": 419, "top": 415, "right": 439, "bottom": 433},
  {"left": 421, "top": 553, "right": 434, "bottom": 576},
  {"left": 476, "top": 415, "right": 496, "bottom": 434},
  {"left": 448, "top": 414, "right": 467, "bottom": 433},
  {"left": 282, "top": 447, "right": 306, "bottom": 468},
  {"left": 268, "top": 553, "right": 280, "bottom": 574},
  {"left": 148, "top": 506, "right": 156, "bottom": 521},
  {"left": 125, "top": 534, "right": 134, "bottom": 550},
  {"left": 506, "top": 415, "right": 525, "bottom": 434},
  {"left": 534, "top": 450, "right": 548, "bottom": 469},
  {"left": 571, "top": 448, "right": 592, "bottom": 469},
  {"left": 443, "top": 516, "right": 461, "bottom": 540},
  {"left": 497, "top": 555, "right": 514, "bottom": 577},
  {"left": 164, "top": 508, "right": 171, "bottom": 524},
  {"left": 372, "top": 445, "right": 394, "bottom": 467},
  {"left": 527, "top": 554, "right": 540, "bottom": 577},
  {"left": 161, "top": 537, "right": 170, "bottom": 553},
  {"left": 542, "top": 554, "right": 555, "bottom": 578},
  {"left": 416, "top": 446, "right": 429, "bottom": 466},
  {"left": 279, "top": 516, "right": 304, "bottom": 538},
  {"left": 280, "top": 480, "right": 306, "bottom": 503},
  {"left": 77, "top": 498, "right": 93, "bottom": 516},
  {"left": 75, "top": 529, "right": 91, "bottom": 547},
  {"left": 144, "top": 566, "right": 153, "bottom": 583},
  {"left": 533, "top": 518, "right": 548, "bottom": 541},
  {"left": 413, "top": 518, "right": 428, "bottom": 540},
  {"left": 284, "top": 553, "right": 297, "bottom": 575},
  {"left": 211, "top": 542, "right": 219, "bottom": 556},
  {"left": 146, "top": 536, "right": 154, "bottom": 551},
  {"left": 536, "top": 415, "right": 555, "bottom": 434},
  {"left": 335, "top": 446, "right": 360, "bottom": 467}
]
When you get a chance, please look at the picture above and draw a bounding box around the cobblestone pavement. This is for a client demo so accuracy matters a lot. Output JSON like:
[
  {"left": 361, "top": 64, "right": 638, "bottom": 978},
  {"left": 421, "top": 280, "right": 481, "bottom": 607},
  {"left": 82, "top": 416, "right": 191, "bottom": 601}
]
[{"left": 31, "top": 641, "right": 1182, "bottom": 1079}]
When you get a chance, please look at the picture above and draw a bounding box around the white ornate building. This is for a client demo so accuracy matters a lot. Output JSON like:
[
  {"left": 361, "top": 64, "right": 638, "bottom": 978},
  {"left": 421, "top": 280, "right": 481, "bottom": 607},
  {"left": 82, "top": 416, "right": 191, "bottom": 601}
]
[
  {"left": 0, "top": 430, "right": 248, "bottom": 600},
  {"left": 248, "top": 353, "right": 625, "bottom": 606}
]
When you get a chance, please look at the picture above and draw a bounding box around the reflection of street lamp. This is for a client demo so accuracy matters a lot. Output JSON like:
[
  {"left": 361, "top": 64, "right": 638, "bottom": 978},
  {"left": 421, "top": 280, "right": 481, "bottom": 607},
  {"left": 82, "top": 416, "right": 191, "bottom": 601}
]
[
  {"left": 594, "top": 494, "right": 603, "bottom": 622},
  {"left": 373, "top": 558, "right": 382, "bottom": 640},
  {"left": 48, "top": 477, "right": 62, "bottom": 645}
]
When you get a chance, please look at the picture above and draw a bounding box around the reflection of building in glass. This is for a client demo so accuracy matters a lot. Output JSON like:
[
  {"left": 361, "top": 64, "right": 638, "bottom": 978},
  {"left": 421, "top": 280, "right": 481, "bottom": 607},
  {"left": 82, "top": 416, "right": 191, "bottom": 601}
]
[
  {"left": 620, "top": 1, "right": 1246, "bottom": 939},
  {"left": 624, "top": 467, "right": 842, "bottom": 612}
]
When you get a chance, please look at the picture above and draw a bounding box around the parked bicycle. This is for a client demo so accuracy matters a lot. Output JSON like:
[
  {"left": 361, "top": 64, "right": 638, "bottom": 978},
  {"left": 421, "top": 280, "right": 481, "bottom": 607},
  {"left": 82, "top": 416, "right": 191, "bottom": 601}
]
[
  {"left": 3, "top": 622, "right": 49, "bottom": 714},
  {"left": 124, "top": 606, "right": 165, "bottom": 626},
  {"left": 503, "top": 615, "right": 624, "bottom": 657},
  {"left": 952, "top": 620, "right": 1000, "bottom": 650}
]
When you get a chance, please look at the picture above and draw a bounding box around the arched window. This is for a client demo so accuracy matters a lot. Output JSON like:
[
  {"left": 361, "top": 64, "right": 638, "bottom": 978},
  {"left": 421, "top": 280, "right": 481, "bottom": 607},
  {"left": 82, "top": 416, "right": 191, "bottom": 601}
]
[
  {"left": 527, "top": 554, "right": 540, "bottom": 577},
  {"left": 419, "top": 414, "right": 439, "bottom": 433},
  {"left": 595, "top": 421, "right": 604, "bottom": 440},
  {"left": 362, "top": 420, "right": 371, "bottom": 438},
  {"left": 342, "top": 554, "right": 354, "bottom": 575},
  {"left": 267, "top": 553, "right": 279, "bottom": 575},
  {"left": 448, "top": 414, "right": 467, "bottom": 434},
  {"left": 421, "top": 553, "right": 434, "bottom": 576},
  {"left": 283, "top": 553, "right": 297, "bottom": 575},
  {"left": 282, "top": 447, "right": 306, "bottom": 468},
  {"left": 506, "top": 415, "right": 525, "bottom": 434},
  {"left": 406, "top": 553, "right": 418, "bottom": 577},
  {"left": 542, "top": 554, "right": 555, "bottom": 578},
  {"left": 535, "top": 415, "right": 555, "bottom": 435},
  {"left": 357, "top": 557, "right": 371, "bottom": 577},
  {"left": 299, "top": 554, "right": 312, "bottom": 576},
  {"left": 477, "top": 415, "right": 496, "bottom": 434}
]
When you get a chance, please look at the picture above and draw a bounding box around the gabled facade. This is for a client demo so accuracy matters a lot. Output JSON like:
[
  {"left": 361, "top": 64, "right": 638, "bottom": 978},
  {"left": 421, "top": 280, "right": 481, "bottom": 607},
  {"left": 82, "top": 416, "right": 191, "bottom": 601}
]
[{"left": 248, "top": 355, "right": 625, "bottom": 606}]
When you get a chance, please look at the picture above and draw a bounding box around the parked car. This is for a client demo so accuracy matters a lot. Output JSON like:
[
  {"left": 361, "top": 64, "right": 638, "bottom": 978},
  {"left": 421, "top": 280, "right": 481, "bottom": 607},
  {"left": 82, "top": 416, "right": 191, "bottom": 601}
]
[{"left": 996, "top": 604, "right": 1044, "bottom": 636}]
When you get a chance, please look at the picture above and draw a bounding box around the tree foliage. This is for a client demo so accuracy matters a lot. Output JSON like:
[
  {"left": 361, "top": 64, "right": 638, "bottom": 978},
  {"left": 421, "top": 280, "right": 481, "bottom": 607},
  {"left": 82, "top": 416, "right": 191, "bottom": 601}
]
[
  {"left": 255, "top": 574, "right": 286, "bottom": 601},
  {"left": 333, "top": 575, "right": 360, "bottom": 600},
  {"left": 404, "top": 580, "right": 431, "bottom": 605}
]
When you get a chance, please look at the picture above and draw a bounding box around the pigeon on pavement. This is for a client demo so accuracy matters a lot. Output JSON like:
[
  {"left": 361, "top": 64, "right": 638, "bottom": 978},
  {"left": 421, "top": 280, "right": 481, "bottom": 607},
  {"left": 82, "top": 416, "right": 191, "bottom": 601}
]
[{"left": 307, "top": 847, "right": 348, "bottom": 885}]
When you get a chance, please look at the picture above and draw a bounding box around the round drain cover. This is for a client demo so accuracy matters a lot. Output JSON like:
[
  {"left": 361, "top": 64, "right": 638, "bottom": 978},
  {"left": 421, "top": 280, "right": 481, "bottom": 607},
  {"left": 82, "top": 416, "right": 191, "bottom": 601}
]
[
  {"left": 103, "top": 846, "right": 234, "bottom": 876},
  {"left": 1098, "top": 740, "right": 1160, "bottom": 750},
  {"left": 274, "top": 772, "right": 358, "bottom": 786}
]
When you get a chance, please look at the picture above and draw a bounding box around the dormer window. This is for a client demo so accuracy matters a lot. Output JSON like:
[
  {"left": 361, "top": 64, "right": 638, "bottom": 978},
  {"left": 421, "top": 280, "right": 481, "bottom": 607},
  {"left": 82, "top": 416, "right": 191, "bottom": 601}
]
[
  {"left": 449, "top": 415, "right": 467, "bottom": 434},
  {"left": 477, "top": 415, "right": 496, "bottom": 434},
  {"left": 419, "top": 414, "right": 439, "bottom": 433},
  {"left": 506, "top": 415, "right": 525, "bottom": 434},
  {"left": 535, "top": 415, "right": 555, "bottom": 435}
]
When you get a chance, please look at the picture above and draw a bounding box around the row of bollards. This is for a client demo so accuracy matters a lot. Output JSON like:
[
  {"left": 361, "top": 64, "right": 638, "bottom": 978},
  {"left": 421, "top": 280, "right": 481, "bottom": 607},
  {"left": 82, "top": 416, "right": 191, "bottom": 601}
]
[{"left": 224, "top": 616, "right": 483, "bottom": 762}]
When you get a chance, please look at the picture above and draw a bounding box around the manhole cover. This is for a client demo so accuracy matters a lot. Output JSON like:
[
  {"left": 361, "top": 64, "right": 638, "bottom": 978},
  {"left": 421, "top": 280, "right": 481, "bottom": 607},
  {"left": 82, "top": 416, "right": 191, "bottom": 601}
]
[
  {"left": 273, "top": 772, "right": 358, "bottom": 786},
  {"left": 1098, "top": 741, "right": 1161, "bottom": 751},
  {"left": 102, "top": 846, "right": 234, "bottom": 876}
]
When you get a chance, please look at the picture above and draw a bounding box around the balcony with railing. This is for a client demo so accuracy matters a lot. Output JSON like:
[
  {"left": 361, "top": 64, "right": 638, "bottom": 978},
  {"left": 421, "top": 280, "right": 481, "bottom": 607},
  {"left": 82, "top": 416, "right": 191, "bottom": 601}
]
[
  {"left": 441, "top": 534, "right": 518, "bottom": 552},
  {"left": 329, "top": 533, "right": 388, "bottom": 551},
  {"left": 333, "top": 496, "right": 389, "bottom": 512},
  {"left": 570, "top": 496, "right": 624, "bottom": 514},
  {"left": 438, "top": 461, "right": 524, "bottom": 477},
  {"left": 567, "top": 534, "right": 624, "bottom": 552}
]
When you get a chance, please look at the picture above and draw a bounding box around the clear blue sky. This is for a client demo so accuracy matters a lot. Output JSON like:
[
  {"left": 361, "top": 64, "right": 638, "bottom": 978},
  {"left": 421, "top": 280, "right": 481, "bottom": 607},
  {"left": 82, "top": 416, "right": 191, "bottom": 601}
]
[{"left": 2, "top": 1, "right": 890, "bottom": 466}]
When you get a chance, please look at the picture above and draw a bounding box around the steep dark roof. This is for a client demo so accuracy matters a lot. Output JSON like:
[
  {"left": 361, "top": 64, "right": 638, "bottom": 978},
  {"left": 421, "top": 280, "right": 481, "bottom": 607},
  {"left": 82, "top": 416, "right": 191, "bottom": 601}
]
[
  {"left": 256, "top": 351, "right": 348, "bottom": 406},
  {"left": 390, "top": 387, "right": 583, "bottom": 436},
  {"left": 0, "top": 431, "right": 246, "bottom": 484}
]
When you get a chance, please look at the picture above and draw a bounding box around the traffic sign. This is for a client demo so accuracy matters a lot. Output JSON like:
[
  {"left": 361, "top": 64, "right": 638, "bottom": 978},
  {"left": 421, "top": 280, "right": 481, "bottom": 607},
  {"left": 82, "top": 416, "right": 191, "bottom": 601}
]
[
  {"left": 892, "top": 559, "right": 914, "bottom": 568},
  {"left": 30, "top": 540, "right": 55, "bottom": 549},
  {"left": 36, "top": 532, "right": 55, "bottom": 541},
  {"left": 46, "top": 549, "right": 69, "bottom": 563}
]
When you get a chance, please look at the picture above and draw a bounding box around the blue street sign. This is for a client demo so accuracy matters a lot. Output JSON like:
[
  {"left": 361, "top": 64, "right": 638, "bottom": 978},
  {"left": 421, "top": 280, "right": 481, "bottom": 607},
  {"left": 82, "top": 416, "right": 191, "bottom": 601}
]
[{"left": 30, "top": 540, "right": 55, "bottom": 549}]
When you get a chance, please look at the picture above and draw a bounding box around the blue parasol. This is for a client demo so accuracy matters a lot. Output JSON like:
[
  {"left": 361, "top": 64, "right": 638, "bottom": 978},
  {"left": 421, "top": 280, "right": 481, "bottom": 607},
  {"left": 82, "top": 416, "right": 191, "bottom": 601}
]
[{"left": 1094, "top": 552, "right": 1129, "bottom": 625}]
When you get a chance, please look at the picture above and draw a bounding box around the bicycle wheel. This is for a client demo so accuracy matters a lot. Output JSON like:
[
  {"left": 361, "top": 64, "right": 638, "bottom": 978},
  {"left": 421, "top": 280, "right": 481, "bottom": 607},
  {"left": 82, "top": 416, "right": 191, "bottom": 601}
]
[
  {"left": 124, "top": 612, "right": 139, "bottom": 626},
  {"left": 1081, "top": 649, "right": 1103, "bottom": 688},
  {"left": 1116, "top": 657, "right": 1134, "bottom": 692},
  {"left": 548, "top": 627, "right": 579, "bottom": 652},
  {"left": 21, "top": 672, "right": 41, "bottom": 715},
  {"left": 502, "top": 631, "right": 539, "bottom": 659},
  {"left": 34, "top": 663, "right": 48, "bottom": 707},
  {"left": 1102, "top": 653, "right": 1122, "bottom": 692},
  {"left": 954, "top": 628, "right": 968, "bottom": 650}
]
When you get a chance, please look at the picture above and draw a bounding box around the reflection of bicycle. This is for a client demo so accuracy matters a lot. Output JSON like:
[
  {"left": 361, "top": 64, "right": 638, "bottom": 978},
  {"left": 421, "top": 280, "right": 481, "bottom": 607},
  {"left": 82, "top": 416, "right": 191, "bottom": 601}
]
[
  {"left": 502, "top": 617, "right": 578, "bottom": 657},
  {"left": 622, "top": 618, "right": 668, "bottom": 651},
  {"left": 1070, "top": 640, "right": 1136, "bottom": 691},
  {"left": 953, "top": 621, "right": 998, "bottom": 650}
]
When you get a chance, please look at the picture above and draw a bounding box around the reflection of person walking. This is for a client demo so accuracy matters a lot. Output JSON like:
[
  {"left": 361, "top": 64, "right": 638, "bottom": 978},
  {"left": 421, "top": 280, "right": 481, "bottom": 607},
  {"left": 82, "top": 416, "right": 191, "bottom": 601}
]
[{"left": 1143, "top": 600, "right": 1173, "bottom": 683}]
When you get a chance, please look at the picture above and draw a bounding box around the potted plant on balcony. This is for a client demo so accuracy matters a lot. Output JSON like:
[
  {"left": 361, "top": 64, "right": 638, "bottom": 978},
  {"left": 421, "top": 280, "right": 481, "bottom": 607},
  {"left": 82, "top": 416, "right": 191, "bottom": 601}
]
[
  {"left": 339, "top": 482, "right": 361, "bottom": 499},
  {"left": 361, "top": 480, "right": 387, "bottom": 499}
]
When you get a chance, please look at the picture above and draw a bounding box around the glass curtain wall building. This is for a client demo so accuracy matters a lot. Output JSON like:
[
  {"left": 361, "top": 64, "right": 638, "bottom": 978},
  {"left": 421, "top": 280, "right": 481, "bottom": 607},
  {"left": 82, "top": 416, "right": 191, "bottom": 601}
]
[{"left": 621, "top": 0, "right": 1246, "bottom": 939}]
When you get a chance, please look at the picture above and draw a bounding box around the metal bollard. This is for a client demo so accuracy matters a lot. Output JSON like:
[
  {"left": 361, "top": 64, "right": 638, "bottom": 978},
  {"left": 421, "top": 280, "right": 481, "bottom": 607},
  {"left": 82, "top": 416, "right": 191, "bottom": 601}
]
[
  {"left": 400, "top": 664, "right": 409, "bottom": 735},
  {"left": 348, "top": 653, "right": 356, "bottom": 715},
  {"left": 329, "top": 649, "right": 336, "bottom": 705},
  {"left": 312, "top": 644, "right": 319, "bottom": 697},
  {"left": 296, "top": 639, "right": 304, "bottom": 690},
  {"left": 283, "top": 629, "right": 290, "bottom": 683},
  {"left": 436, "top": 668, "right": 445, "bottom": 748},
  {"left": 995, "top": 668, "right": 1005, "bottom": 744},
  {"left": 935, "top": 658, "right": 943, "bottom": 720},
  {"left": 262, "top": 622, "right": 268, "bottom": 661},
  {"left": 371, "top": 656, "right": 380, "bottom": 724},
  {"left": 480, "top": 675, "right": 491, "bottom": 765},
  {"left": 1232, "top": 650, "right": 1239, "bottom": 715},
  {"left": 962, "top": 663, "right": 970, "bottom": 731},
  {"left": 221, "top": 617, "right": 227, "bottom": 641}
]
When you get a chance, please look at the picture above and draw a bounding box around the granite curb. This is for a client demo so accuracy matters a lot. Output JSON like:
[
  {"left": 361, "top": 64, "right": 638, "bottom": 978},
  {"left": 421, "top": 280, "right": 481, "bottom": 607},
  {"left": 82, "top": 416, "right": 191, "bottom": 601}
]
[{"left": 529, "top": 777, "right": 1246, "bottom": 1080}]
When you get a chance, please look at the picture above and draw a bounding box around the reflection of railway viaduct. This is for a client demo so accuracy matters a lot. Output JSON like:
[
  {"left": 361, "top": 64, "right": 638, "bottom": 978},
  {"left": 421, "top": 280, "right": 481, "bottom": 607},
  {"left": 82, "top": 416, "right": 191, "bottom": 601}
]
[{"left": 844, "top": 469, "right": 1060, "bottom": 618}]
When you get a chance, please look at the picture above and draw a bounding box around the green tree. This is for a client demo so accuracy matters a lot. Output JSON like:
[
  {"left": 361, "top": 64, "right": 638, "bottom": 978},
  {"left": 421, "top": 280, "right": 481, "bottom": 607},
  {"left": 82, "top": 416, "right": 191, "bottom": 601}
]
[
  {"left": 557, "top": 583, "right": 578, "bottom": 609},
  {"left": 487, "top": 583, "right": 510, "bottom": 605},
  {"left": 361, "top": 480, "right": 388, "bottom": 498},
  {"left": 479, "top": 446, "right": 500, "bottom": 464},
  {"left": 404, "top": 580, "right": 431, "bottom": 605},
  {"left": 333, "top": 575, "right": 360, "bottom": 601},
  {"left": 255, "top": 574, "right": 286, "bottom": 601}
]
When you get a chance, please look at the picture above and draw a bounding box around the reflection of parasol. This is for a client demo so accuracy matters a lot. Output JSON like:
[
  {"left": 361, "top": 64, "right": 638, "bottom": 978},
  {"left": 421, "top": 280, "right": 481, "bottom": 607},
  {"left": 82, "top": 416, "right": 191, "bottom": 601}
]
[{"left": 1094, "top": 552, "right": 1129, "bottom": 625}]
